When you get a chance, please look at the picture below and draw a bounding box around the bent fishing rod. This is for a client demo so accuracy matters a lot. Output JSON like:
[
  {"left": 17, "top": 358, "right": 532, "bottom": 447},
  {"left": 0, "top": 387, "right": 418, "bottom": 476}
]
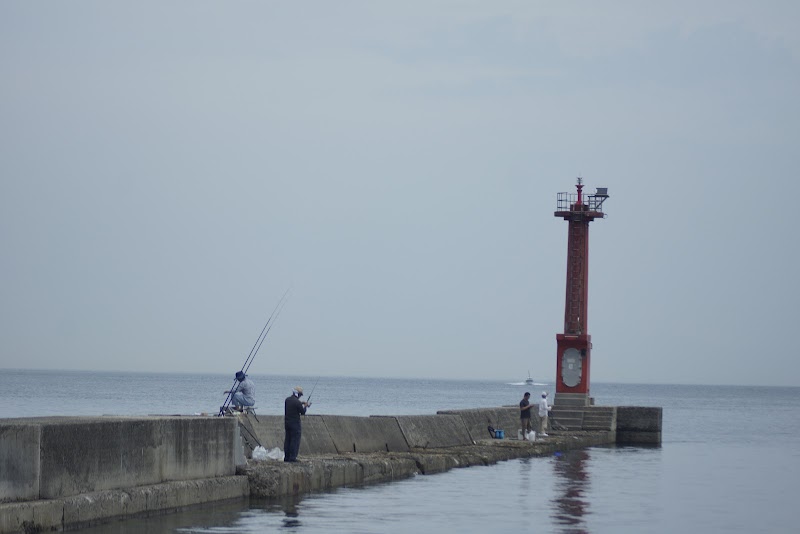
[{"left": 218, "top": 289, "right": 290, "bottom": 416}]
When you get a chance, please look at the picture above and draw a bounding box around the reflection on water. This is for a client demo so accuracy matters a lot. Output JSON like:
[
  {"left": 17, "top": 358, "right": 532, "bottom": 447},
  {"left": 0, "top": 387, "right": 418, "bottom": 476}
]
[
  {"left": 552, "top": 450, "right": 590, "bottom": 532},
  {"left": 255, "top": 495, "right": 304, "bottom": 530},
  {"left": 281, "top": 506, "right": 301, "bottom": 529},
  {"left": 78, "top": 498, "right": 248, "bottom": 534}
]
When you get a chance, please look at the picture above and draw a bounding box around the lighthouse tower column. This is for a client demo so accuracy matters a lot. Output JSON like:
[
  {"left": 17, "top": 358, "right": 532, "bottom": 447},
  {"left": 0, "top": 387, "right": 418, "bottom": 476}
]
[{"left": 553, "top": 178, "right": 608, "bottom": 408}]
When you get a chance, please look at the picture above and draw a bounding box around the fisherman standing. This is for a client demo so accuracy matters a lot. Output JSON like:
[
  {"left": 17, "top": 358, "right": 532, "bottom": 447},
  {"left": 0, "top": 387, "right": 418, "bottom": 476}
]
[
  {"left": 284, "top": 386, "right": 311, "bottom": 462},
  {"left": 225, "top": 371, "right": 255, "bottom": 412},
  {"left": 538, "top": 391, "right": 552, "bottom": 437},
  {"left": 519, "top": 392, "right": 534, "bottom": 440}
]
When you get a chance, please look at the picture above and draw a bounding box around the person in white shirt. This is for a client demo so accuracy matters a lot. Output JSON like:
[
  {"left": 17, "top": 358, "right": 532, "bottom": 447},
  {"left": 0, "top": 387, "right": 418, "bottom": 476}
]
[{"left": 538, "top": 391, "right": 552, "bottom": 437}]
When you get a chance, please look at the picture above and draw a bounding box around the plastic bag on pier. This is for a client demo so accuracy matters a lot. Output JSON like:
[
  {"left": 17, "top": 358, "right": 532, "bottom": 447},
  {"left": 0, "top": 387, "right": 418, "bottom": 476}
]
[
  {"left": 252, "top": 446, "right": 285, "bottom": 461},
  {"left": 252, "top": 446, "right": 268, "bottom": 461},
  {"left": 266, "top": 447, "right": 285, "bottom": 461}
]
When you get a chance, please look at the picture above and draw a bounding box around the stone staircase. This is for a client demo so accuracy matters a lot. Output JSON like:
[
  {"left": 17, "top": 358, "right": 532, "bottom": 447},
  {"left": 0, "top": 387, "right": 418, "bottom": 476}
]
[
  {"left": 550, "top": 392, "right": 616, "bottom": 432},
  {"left": 549, "top": 407, "right": 584, "bottom": 430},
  {"left": 582, "top": 406, "right": 616, "bottom": 431}
]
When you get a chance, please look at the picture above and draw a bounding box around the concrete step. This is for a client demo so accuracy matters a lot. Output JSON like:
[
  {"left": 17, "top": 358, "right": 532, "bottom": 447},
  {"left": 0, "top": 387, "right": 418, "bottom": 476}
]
[
  {"left": 549, "top": 408, "right": 583, "bottom": 430},
  {"left": 548, "top": 406, "right": 617, "bottom": 431},
  {"left": 582, "top": 407, "right": 616, "bottom": 431},
  {"left": 583, "top": 414, "right": 613, "bottom": 422},
  {"left": 552, "top": 420, "right": 582, "bottom": 431},
  {"left": 553, "top": 393, "right": 591, "bottom": 408},
  {"left": 551, "top": 412, "right": 582, "bottom": 418},
  {"left": 583, "top": 413, "right": 614, "bottom": 421}
]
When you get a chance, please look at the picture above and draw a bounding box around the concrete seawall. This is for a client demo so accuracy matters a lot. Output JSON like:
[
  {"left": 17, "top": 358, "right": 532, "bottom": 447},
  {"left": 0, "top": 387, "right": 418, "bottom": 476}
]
[
  {"left": 616, "top": 406, "right": 662, "bottom": 444},
  {"left": 0, "top": 405, "right": 661, "bottom": 533},
  {"left": 0, "top": 416, "right": 248, "bottom": 533},
  {"left": 242, "top": 431, "right": 618, "bottom": 499}
]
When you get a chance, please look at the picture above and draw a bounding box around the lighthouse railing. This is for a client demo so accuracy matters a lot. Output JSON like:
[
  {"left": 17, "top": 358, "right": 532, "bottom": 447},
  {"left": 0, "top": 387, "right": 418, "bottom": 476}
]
[{"left": 556, "top": 191, "right": 608, "bottom": 215}]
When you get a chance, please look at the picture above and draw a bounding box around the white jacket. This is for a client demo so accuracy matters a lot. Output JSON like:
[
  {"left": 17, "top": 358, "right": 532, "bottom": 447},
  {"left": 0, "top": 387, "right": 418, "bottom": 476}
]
[{"left": 538, "top": 397, "right": 551, "bottom": 417}]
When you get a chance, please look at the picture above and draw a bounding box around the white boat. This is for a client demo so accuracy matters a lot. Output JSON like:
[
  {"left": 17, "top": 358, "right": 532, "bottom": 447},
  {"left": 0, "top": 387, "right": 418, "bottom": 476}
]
[{"left": 525, "top": 371, "right": 534, "bottom": 386}]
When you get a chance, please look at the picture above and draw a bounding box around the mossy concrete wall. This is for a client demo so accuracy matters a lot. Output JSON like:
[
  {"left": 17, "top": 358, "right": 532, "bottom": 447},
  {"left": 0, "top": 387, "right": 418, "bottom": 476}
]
[{"left": 616, "top": 407, "right": 662, "bottom": 444}]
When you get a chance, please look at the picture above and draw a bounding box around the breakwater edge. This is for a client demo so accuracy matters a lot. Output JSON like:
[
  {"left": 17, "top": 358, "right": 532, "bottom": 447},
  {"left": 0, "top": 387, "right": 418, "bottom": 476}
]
[{"left": 0, "top": 403, "right": 659, "bottom": 533}]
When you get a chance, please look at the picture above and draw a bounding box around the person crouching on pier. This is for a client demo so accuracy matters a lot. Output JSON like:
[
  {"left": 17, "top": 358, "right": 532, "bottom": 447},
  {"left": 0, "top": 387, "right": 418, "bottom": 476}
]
[
  {"left": 284, "top": 386, "right": 311, "bottom": 462},
  {"left": 519, "top": 392, "right": 534, "bottom": 440},
  {"left": 226, "top": 371, "right": 255, "bottom": 412}
]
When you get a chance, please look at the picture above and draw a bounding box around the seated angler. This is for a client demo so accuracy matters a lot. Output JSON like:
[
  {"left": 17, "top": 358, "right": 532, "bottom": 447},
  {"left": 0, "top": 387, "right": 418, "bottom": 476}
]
[{"left": 225, "top": 371, "right": 255, "bottom": 412}]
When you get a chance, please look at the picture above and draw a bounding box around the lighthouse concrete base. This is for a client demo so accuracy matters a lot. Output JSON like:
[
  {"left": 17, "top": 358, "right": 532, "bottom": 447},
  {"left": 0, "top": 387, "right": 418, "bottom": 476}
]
[{"left": 554, "top": 392, "right": 593, "bottom": 407}]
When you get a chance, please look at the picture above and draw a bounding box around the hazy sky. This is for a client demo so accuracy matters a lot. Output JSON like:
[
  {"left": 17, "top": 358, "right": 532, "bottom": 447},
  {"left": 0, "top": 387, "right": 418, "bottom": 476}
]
[{"left": 1, "top": 2, "right": 798, "bottom": 386}]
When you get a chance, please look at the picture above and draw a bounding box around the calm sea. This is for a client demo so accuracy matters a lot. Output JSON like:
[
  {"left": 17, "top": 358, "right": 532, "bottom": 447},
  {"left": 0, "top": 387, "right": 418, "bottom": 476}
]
[{"left": 1, "top": 369, "right": 798, "bottom": 533}]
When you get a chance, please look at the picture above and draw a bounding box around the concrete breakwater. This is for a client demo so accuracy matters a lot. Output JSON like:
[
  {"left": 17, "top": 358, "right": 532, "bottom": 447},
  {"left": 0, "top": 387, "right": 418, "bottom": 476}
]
[
  {"left": 0, "top": 416, "right": 247, "bottom": 533},
  {"left": 0, "top": 405, "right": 660, "bottom": 533},
  {"left": 242, "top": 431, "right": 618, "bottom": 500}
]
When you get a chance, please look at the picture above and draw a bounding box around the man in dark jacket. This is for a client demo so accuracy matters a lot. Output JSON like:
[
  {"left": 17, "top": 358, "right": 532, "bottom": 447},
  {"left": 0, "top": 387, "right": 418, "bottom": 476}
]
[
  {"left": 519, "top": 392, "right": 534, "bottom": 439},
  {"left": 284, "top": 386, "right": 311, "bottom": 462}
]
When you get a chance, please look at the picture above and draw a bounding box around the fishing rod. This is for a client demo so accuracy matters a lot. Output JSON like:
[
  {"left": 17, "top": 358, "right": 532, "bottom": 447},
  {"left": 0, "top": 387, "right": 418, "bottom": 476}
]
[
  {"left": 306, "top": 377, "right": 320, "bottom": 404},
  {"left": 243, "top": 294, "right": 289, "bottom": 376},
  {"left": 220, "top": 291, "right": 290, "bottom": 415},
  {"left": 218, "top": 289, "right": 290, "bottom": 416},
  {"left": 241, "top": 288, "right": 290, "bottom": 376},
  {"left": 299, "top": 376, "right": 320, "bottom": 417}
]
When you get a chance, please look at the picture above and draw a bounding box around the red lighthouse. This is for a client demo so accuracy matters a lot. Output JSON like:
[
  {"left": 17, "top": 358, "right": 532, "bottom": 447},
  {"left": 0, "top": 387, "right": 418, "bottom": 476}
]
[{"left": 553, "top": 178, "right": 608, "bottom": 407}]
